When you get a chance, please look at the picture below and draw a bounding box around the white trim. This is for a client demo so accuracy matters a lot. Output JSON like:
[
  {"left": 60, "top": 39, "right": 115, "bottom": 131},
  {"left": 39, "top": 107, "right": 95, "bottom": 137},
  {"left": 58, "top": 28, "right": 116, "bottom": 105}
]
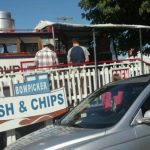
[{"left": 34, "top": 20, "right": 150, "bottom": 30}]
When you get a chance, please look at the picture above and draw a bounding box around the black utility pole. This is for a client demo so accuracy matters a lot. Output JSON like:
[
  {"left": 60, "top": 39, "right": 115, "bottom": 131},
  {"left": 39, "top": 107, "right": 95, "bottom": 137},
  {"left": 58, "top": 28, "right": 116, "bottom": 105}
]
[
  {"left": 139, "top": 28, "right": 144, "bottom": 75},
  {"left": 92, "top": 28, "right": 98, "bottom": 89}
]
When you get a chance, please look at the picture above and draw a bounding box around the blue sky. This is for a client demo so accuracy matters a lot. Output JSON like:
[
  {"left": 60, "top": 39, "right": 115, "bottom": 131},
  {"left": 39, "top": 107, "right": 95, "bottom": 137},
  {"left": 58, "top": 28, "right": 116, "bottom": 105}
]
[{"left": 0, "top": 0, "right": 90, "bottom": 29}]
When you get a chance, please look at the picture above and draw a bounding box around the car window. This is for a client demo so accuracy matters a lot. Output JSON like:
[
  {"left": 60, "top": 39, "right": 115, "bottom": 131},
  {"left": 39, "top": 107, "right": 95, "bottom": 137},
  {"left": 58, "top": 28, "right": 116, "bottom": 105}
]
[
  {"left": 141, "top": 95, "right": 150, "bottom": 116},
  {"left": 61, "top": 82, "right": 148, "bottom": 129}
]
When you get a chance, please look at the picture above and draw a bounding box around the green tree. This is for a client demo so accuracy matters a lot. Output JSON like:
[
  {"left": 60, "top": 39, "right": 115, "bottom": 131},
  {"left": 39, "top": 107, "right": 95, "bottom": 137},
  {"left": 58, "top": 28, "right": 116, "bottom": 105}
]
[
  {"left": 79, "top": 0, "right": 150, "bottom": 25},
  {"left": 79, "top": 0, "right": 150, "bottom": 55}
]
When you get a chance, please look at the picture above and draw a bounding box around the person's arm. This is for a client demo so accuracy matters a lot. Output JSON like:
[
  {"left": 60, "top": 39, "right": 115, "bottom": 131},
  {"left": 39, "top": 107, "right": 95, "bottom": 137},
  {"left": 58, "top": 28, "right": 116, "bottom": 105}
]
[
  {"left": 67, "top": 48, "right": 72, "bottom": 63},
  {"left": 85, "top": 54, "right": 89, "bottom": 62},
  {"left": 34, "top": 53, "right": 38, "bottom": 67},
  {"left": 54, "top": 53, "right": 59, "bottom": 65},
  {"left": 55, "top": 55, "right": 59, "bottom": 65},
  {"left": 82, "top": 46, "right": 90, "bottom": 62}
]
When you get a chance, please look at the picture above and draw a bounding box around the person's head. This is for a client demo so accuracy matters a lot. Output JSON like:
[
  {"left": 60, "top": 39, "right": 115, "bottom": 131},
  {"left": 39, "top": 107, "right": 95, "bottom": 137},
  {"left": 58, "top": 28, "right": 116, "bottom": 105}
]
[
  {"left": 112, "top": 74, "right": 121, "bottom": 81},
  {"left": 72, "top": 38, "right": 80, "bottom": 46},
  {"left": 43, "top": 40, "right": 54, "bottom": 50},
  {"left": 44, "top": 43, "right": 54, "bottom": 50}
]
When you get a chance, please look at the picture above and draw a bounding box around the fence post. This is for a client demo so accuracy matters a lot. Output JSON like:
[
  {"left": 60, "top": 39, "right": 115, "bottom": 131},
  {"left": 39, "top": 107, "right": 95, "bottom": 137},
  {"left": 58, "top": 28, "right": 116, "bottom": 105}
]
[{"left": 6, "top": 78, "right": 16, "bottom": 146}]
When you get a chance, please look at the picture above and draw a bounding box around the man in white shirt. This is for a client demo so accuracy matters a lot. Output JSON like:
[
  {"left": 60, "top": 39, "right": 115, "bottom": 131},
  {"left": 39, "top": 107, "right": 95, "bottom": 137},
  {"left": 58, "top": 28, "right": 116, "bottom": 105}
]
[{"left": 35, "top": 40, "right": 59, "bottom": 68}]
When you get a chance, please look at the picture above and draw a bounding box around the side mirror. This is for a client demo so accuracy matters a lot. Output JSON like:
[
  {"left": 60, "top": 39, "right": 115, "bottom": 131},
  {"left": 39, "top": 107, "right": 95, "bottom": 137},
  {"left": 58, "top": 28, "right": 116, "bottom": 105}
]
[
  {"left": 144, "top": 110, "right": 150, "bottom": 118},
  {"left": 137, "top": 110, "right": 150, "bottom": 124},
  {"left": 137, "top": 117, "right": 150, "bottom": 124}
]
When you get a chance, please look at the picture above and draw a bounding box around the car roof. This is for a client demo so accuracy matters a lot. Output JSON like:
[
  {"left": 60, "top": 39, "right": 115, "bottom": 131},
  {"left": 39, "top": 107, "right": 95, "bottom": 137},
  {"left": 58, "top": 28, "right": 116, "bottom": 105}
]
[{"left": 109, "top": 74, "right": 150, "bottom": 86}]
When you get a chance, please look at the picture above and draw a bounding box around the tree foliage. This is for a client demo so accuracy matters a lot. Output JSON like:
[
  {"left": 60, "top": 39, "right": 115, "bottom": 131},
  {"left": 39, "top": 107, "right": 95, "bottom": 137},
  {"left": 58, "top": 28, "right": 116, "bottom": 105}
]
[
  {"left": 79, "top": 0, "right": 150, "bottom": 25},
  {"left": 79, "top": 0, "right": 150, "bottom": 53}
]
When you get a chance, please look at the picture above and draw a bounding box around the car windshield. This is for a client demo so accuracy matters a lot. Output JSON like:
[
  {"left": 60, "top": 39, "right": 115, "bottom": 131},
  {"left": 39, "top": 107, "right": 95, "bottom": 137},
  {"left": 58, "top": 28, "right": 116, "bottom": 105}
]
[{"left": 61, "top": 81, "right": 148, "bottom": 129}]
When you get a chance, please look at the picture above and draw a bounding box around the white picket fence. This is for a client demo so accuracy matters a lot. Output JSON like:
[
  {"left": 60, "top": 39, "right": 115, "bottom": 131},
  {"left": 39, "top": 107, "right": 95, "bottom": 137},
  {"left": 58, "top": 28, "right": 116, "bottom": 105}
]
[
  {"left": 0, "top": 59, "right": 149, "bottom": 146},
  {"left": 0, "top": 59, "right": 149, "bottom": 106}
]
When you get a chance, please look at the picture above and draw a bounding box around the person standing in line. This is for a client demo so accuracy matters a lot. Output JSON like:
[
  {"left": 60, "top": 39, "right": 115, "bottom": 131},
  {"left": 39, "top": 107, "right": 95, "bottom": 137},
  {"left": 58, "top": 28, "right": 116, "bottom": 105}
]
[
  {"left": 34, "top": 40, "right": 59, "bottom": 107},
  {"left": 67, "top": 38, "right": 90, "bottom": 95},
  {"left": 34, "top": 40, "right": 59, "bottom": 68},
  {"left": 67, "top": 38, "right": 90, "bottom": 65}
]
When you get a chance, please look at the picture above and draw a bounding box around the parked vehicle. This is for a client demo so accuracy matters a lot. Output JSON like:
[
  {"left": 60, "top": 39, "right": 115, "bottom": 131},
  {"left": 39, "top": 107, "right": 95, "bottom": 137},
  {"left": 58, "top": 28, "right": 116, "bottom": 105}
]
[
  {"left": 1, "top": 11, "right": 150, "bottom": 150},
  {"left": 4, "top": 74, "right": 150, "bottom": 150}
]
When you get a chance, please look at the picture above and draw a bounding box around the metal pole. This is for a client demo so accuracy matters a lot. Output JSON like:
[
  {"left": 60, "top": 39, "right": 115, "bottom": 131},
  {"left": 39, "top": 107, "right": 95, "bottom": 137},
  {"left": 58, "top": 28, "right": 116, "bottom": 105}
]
[
  {"left": 139, "top": 28, "right": 144, "bottom": 74},
  {"left": 92, "top": 28, "right": 98, "bottom": 89},
  {"left": 52, "top": 26, "right": 56, "bottom": 50}
]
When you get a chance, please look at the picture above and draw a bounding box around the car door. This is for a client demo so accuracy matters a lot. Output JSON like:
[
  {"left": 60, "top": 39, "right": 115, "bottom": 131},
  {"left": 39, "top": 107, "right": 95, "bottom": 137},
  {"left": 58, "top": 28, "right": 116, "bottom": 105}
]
[{"left": 133, "top": 93, "right": 150, "bottom": 150}]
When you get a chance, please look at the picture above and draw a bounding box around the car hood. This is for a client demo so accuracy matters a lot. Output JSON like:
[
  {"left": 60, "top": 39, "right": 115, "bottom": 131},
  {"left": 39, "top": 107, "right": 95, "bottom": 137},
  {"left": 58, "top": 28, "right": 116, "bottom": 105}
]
[{"left": 4, "top": 125, "right": 106, "bottom": 150}]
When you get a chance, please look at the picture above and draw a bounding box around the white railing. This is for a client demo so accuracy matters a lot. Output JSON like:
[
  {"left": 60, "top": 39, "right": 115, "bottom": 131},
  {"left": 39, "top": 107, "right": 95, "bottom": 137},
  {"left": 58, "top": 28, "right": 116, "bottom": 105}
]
[
  {"left": 0, "top": 59, "right": 149, "bottom": 107},
  {"left": 1, "top": 59, "right": 149, "bottom": 147}
]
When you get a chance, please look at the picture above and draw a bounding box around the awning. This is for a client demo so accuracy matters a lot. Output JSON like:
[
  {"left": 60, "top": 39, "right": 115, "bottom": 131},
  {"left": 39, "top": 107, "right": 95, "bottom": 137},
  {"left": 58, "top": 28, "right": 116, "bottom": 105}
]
[{"left": 34, "top": 20, "right": 150, "bottom": 30}]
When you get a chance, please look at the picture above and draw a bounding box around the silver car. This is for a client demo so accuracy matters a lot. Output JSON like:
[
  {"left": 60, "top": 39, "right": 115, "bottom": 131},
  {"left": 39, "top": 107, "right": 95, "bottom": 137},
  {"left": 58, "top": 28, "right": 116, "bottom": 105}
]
[{"left": 4, "top": 74, "right": 150, "bottom": 150}]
